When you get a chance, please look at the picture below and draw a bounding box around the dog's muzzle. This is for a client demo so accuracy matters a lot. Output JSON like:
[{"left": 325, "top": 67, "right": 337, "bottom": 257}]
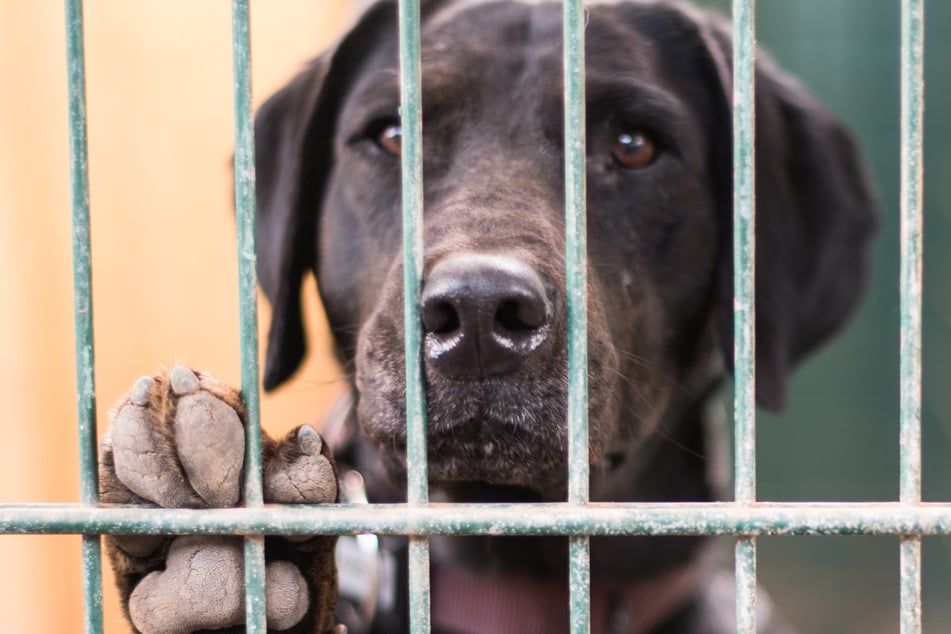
[{"left": 421, "top": 252, "right": 553, "bottom": 379}]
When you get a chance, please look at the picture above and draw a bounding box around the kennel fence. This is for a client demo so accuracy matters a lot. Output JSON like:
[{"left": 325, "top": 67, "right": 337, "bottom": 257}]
[{"left": 0, "top": 0, "right": 937, "bottom": 632}]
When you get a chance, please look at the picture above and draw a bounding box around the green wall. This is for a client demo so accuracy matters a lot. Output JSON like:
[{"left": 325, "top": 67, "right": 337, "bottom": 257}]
[{"left": 694, "top": 1, "right": 951, "bottom": 631}]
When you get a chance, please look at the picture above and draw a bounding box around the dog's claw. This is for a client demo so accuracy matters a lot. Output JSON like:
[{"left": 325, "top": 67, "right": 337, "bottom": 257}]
[
  {"left": 130, "top": 376, "right": 154, "bottom": 406},
  {"left": 298, "top": 424, "right": 323, "bottom": 456},
  {"left": 169, "top": 365, "right": 199, "bottom": 395}
]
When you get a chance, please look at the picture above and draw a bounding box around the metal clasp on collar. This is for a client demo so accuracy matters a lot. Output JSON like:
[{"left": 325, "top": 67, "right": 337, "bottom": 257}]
[{"left": 335, "top": 470, "right": 397, "bottom": 632}]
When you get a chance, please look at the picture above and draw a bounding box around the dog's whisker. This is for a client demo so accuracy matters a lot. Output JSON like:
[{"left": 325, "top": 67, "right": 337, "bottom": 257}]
[
  {"left": 608, "top": 391, "right": 707, "bottom": 461},
  {"left": 611, "top": 346, "right": 695, "bottom": 397},
  {"left": 605, "top": 366, "right": 656, "bottom": 413}
]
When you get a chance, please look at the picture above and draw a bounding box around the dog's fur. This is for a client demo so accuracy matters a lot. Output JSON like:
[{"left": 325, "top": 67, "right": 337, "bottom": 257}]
[{"left": 100, "top": 1, "right": 877, "bottom": 632}]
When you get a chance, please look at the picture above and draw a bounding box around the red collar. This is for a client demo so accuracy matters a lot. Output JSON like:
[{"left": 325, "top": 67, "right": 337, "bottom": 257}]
[{"left": 432, "top": 563, "right": 702, "bottom": 634}]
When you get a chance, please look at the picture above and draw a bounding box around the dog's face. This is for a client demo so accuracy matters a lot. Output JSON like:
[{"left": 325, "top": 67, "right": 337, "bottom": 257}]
[{"left": 253, "top": 0, "right": 876, "bottom": 498}]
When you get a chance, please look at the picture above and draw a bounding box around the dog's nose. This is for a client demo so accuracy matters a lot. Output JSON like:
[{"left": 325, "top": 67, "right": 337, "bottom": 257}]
[{"left": 421, "top": 253, "right": 552, "bottom": 378}]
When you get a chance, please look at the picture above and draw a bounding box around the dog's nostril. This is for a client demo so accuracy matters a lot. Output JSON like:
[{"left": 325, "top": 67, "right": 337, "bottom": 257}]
[
  {"left": 495, "top": 299, "right": 544, "bottom": 333},
  {"left": 424, "top": 301, "right": 461, "bottom": 335}
]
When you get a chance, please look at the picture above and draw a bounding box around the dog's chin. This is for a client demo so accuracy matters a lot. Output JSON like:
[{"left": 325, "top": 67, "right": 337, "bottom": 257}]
[{"left": 369, "top": 429, "right": 569, "bottom": 494}]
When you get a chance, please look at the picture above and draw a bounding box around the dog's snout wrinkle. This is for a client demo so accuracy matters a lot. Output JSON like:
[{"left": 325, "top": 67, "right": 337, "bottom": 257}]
[{"left": 421, "top": 253, "right": 552, "bottom": 378}]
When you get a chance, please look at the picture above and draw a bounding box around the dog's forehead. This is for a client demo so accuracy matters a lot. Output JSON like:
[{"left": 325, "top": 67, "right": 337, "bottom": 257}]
[
  {"left": 418, "top": 0, "right": 667, "bottom": 79},
  {"left": 422, "top": 0, "right": 701, "bottom": 25}
]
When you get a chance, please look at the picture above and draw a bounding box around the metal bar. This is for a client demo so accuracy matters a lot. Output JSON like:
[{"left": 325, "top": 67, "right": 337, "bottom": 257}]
[
  {"left": 398, "top": 0, "right": 430, "bottom": 630},
  {"left": 568, "top": 536, "right": 590, "bottom": 634},
  {"left": 7, "top": 502, "right": 951, "bottom": 536},
  {"left": 563, "top": 0, "right": 588, "bottom": 512},
  {"left": 399, "top": 0, "right": 427, "bottom": 518},
  {"left": 562, "top": 0, "right": 590, "bottom": 631},
  {"left": 735, "top": 537, "right": 756, "bottom": 633},
  {"left": 899, "top": 0, "right": 925, "bottom": 632},
  {"left": 900, "top": 537, "right": 922, "bottom": 634},
  {"left": 65, "top": 1, "right": 103, "bottom": 632},
  {"left": 732, "top": 0, "right": 757, "bottom": 630},
  {"left": 731, "top": 0, "right": 756, "bottom": 511},
  {"left": 230, "top": 1, "right": 266, "bottom": 631}
]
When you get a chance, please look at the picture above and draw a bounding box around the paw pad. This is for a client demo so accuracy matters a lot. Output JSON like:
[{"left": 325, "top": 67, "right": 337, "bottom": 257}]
[
  {"left": 128, "top": 536, "right": 310, "bottom": 633},
  {"left": 265, "top": 425, "right": 338, "bottom": 504},
  {"left": 130, "top": 376, "right": 154, "bottom": 406},
  {"left": 169, "top": 366, "right": 200, "bottom": 395},
  {"left": 109, "top": 366, "right": 245, "bottom": 508}
]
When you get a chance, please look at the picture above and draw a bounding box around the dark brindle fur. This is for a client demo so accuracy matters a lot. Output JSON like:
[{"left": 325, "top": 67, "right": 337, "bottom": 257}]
[{"left": 100, "top": 1, "right": 876, "bottom": 632}]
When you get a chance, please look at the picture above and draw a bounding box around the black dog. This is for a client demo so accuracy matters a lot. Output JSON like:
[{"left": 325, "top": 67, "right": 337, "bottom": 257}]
[{"left": 99, "top": 1, "right": 876, "bottom": 632}]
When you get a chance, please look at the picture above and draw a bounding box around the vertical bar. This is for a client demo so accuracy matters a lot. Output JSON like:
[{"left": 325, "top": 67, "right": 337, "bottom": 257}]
[
  {"left": 732, "top": 0, "right": 757, "bottom": 631},
  {"left": 230, "top": 1, "right": 266, "bottom": 631},
  {"left": 65, "top": 1, "right": 103, "bottom": 632},
  {"left": 899, "top": 0, "right": 925, "bottom": 632},
  {"left": 900, "top": 538, "right": 922, "bottom": 634},
  {"left": 398, "top": 0, "right": 430, "bottom": 630},
  {"left": 563, "top": 0, "right": 590, "bottom": 632}
]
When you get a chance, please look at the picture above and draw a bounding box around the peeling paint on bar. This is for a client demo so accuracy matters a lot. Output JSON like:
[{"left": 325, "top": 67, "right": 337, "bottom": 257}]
[
  {"left": 569, "top": 536, "right": 591, "bottom": 634},
  {"left": 735, "top": 538, "right": 756, "bottom": 634},
  {"left": 230, "top": 2, "right": 266, "bottom": 632},
  {"left": 398, "top": 0, "right": 431, "bottom": 630},
  {"left": 899, "top": 0, "right": 925, "bottom": 632},
  {"left": 563, "top": 0, "right": 588, "bottom": 511},
  {"left": 409, "top": 537, "right": 431, "bottom": 633},
  {"left": 900, "top": 537, "right": 922, "bottom": 634},
  {"left": 5, "top": 502, "right": 951, "bottom": 536},
  {"left": 731, "top": 0, "right": 756, "bottom": 510},
  {"left": 65, "top": 1, "right": 103, "bottom": 632},
  {"left": 563, "top": 0, "right": 590, "bottom": 630},
  {"left": 732, "top": 0, "right": 757, "bottom": 631}
]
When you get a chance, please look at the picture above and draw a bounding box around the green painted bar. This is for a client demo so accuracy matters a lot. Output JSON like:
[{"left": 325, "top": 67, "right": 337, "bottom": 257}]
[
  {"left": 569, "top": 536, "right": 590, "bottom": 634},
  {"left": 230, "top": 1, "right": 266, "bottom": 632},
  {"left": 230, "top": 0, "right": 263, "bottom": 508},
  {"left": 562, "top": 0, "right": 590, "bottom": 630},
  {"left": 731, "top": 0, "right": 756, "bottom": 509},
  {"left": 65, "top": 0, "right": 103, "bottom": 631},
  {"left": 398, "top": 0, "right": 430, "bottom": 630},
  {"left": 735, "top": 538, "right": 756, "bottom": 633},
  {"left": 731, "top": 0, "right": 757, "bottom": 631},
  {"left": 398, "top": 0, "right": 427, "bottom": 517},
  {"left": 6, "top": 502, "right": 951, "bottom": 536},
  {"left": 409, "top": 537, "right": 431, "bottom": 633},
  {"left": 900, "top": 537, "right": 922, "bottom": 634},
  {"left": 562, "top": 0, "right": 588, "bottom": 511},
  {"left": 80, "top": 537, "right": 103, "bottom": 634},
  {"left": 899, "top": 0, "right": 925, "bottom": 632}
]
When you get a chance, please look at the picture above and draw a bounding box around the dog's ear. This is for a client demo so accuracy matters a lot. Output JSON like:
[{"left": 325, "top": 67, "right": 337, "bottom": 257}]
[
  {"left": 688, "top": 11, "right": 878, "bottom": 410},
  {"left": 253, "top": 2, "right": 399, "bottom": 391}
]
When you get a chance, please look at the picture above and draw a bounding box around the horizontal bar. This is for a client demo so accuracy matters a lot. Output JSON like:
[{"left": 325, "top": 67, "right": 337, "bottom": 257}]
[{"left": 5, "top": 502, "right": 951, "bottom": 536}]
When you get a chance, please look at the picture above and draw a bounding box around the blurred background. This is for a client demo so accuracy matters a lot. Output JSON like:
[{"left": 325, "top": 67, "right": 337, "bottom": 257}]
[{"left": 0, "top": 0, "right": 947, "bottom": 632}]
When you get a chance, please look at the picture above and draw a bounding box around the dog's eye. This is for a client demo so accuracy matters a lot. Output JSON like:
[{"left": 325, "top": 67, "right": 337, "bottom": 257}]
[
  {"left": 611, "top": 130, "right": 656, "bottom": 169},
  {"left": 375, "top": 123, "right": 402, "bottom": 156}
]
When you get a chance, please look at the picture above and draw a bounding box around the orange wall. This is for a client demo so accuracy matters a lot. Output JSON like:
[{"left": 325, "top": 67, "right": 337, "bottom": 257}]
[{"left": 0, "top": 1, "right": 352, "bottom": 631}]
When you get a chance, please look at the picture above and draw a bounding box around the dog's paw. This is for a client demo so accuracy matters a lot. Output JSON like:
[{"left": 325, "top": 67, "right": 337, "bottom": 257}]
[{"left": 100, "top": 366, "right": 341, "bottom": 634}]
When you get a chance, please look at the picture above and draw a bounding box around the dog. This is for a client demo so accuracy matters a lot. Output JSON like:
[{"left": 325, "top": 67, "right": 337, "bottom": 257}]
[{"left": 98, "top": 0, "right": 877, "bottom": 632}]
